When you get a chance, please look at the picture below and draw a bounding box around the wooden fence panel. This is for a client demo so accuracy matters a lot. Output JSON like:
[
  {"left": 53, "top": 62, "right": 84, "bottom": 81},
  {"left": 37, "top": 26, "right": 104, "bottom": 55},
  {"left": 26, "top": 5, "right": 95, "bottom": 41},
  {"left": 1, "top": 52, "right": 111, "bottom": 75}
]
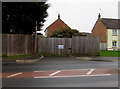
[
  {"left": 71, "top": 36, "right": 99, "bottom": 56},
  {"left": 2, "top": 34, "right": 99, "bottom": 56},
  {"left": 38, "top": 38, "right": 72, "bottom": 55},
  {"left": 38, "top": 36, "right": 99, "bottom": 56},
  {"left": 2, "top": 34, "right": 34, "bottom": 56},
  {"left": 2, "top": 34, "right": 8, "bottom": 56},
  {"left": 100, "top": 43, "right": 107, "bottom": 50}
]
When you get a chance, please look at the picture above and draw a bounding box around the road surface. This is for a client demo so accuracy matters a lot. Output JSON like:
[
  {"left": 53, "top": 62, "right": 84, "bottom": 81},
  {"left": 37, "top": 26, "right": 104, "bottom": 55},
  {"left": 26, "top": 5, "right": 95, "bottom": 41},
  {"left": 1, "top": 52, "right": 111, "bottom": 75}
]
[{"left": 2, "top": 56, "right": 119, "bottom": 87}]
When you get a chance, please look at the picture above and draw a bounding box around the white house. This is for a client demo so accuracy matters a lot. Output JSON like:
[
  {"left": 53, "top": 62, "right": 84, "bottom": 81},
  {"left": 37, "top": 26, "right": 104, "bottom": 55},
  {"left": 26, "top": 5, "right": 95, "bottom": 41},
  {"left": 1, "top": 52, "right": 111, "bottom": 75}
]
[
  {"left": 92, "top": 14, "right": 120, "bottom": 50},
  {"left": 107, "top": 29, "right": 120, "bottom": 50}
]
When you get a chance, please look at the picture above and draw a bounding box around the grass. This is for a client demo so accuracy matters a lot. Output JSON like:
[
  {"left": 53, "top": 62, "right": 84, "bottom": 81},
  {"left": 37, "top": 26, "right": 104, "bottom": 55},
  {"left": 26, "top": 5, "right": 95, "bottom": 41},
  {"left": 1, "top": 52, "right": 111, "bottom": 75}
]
[
  {"left": 2, "top": 54, "right": 31, "bottom": 59},
  {"left": 99, "top": 50, "right": 120, "bottom": 57},
  {"left": 4, "top": 51, "right": 118, "bottom": 59}
]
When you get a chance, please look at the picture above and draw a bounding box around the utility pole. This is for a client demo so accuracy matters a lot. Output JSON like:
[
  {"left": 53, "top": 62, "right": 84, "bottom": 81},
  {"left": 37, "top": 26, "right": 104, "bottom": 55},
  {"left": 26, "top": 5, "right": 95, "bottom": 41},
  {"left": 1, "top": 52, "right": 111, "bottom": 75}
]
[{"left": 34, "top": 21, "right": 37, "bottom": 55}]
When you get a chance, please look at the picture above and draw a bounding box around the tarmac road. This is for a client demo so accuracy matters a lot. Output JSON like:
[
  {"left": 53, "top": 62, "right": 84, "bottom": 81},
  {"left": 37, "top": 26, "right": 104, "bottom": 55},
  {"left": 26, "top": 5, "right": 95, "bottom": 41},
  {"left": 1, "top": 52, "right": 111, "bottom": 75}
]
[
  {"left": 2, "top": 56, "right": 118, "bottom": 73},
  {"left": 2, "top": 56, "right": 119, "bottom": 87}
]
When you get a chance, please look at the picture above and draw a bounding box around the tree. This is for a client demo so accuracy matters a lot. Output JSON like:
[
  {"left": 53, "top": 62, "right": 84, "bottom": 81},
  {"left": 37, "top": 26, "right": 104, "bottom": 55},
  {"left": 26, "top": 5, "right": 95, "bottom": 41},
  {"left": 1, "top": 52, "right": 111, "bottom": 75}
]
[
  {"left": 51, "top": 27, "right": 83, "bottom": 38},
  {"left": 2, "top": 2, "right": 49, "bottom": 34}
]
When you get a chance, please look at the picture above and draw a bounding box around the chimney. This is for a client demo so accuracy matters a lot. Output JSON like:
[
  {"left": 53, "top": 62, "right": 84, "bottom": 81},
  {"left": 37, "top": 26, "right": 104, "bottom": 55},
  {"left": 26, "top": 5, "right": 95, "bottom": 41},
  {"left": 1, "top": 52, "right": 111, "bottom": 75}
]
[
  {"left": 98, "top": 13, "right": 101, "bottom": 19},
  {"left": 58, "top": 14, "right": 60, "bottom": 19}
]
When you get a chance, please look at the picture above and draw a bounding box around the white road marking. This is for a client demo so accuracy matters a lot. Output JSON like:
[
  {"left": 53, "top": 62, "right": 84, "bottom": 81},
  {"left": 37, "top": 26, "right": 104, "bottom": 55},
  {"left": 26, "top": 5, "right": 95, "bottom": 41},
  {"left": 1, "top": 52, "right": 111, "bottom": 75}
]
[
  {"left": 34, "top": 69, "right": 89, "bottom": 72},
  {"left": 7, "top": 72, "right": 22, "bottom": 78},
  {"left": 34, "top": 76, "right": 48, "bottom": 78},
  {"left": 86, "top": 69, "right": 95, "bottom": 75},
  {"left": 49, "top": 71, "right": 61, "bottom": 77},
  {"left": 60, "top": 69, "right": 89, "bottom": 72},
  {"left": 34, "top": 71, "right": 48, "bottom": 72},
  {"left": 34, "top": 74, "right": 112, "bottom": 79}
]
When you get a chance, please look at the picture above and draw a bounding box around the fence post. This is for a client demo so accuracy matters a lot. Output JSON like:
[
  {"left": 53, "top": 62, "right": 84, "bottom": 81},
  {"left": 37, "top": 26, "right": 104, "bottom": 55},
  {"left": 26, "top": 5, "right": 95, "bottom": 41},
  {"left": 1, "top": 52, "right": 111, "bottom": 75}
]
[
  {"left": 34, "top": 21, "right": 38, "bottom": 55},
  {"left": 7, "top": 34, "right": 11, "bottom": 56}
]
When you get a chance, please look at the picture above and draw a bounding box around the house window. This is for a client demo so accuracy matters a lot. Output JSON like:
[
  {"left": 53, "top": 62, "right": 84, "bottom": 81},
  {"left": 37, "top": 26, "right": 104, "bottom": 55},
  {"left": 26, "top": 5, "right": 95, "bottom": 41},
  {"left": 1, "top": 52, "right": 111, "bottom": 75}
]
[
  {"left": 112, "top": 41, "right": 117, "bottom": 47},
  {"left": 112, "top": 30, "right": 117, "bottom": 36}
]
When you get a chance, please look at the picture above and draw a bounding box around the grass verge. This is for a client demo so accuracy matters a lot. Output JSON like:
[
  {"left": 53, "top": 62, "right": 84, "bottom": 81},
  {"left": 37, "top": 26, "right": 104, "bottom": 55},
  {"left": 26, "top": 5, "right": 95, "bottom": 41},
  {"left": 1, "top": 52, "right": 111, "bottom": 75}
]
[{"left": 99, "top": 50, "right": 120, "bottom": 57}]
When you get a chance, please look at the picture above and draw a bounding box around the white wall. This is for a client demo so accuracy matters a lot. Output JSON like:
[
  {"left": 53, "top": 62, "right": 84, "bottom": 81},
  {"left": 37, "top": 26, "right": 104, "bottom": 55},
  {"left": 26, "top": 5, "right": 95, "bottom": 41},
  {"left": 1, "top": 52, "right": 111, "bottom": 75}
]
[
  {"left": 118, "top": 30, "right": 120, "bottom": 49},
  {"left": 107, "top": 29, "right": 120, "bottom": 50}
]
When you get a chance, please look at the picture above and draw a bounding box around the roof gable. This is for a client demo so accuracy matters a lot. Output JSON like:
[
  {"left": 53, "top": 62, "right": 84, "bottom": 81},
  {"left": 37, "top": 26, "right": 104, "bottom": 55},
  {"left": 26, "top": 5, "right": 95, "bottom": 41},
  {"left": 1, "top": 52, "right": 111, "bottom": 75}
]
[
  {"left": 100, "top": 18, "right": 120, "bottom": 29},
  {"left": 44, "top": 18, "right": 70, "bottom": 32}
]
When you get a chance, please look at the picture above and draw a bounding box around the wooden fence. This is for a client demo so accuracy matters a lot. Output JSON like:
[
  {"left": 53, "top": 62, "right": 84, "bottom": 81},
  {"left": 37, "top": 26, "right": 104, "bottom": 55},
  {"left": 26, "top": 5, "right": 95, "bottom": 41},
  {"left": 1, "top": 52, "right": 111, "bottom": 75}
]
[
  {"left": 38, "top": 38, "right": 72, "bottom": 55},
  {"left": 2, "top": 34, "right": 99, "bottom": 56},
  {"left": 38, "top": 36, "right": 99, "bottom": 56},
  {"left": 2, "top": 34, "right": 35, "bottom": 56},
  {"left": 100, "top": 43, "right": 107, "bottom": 50}
]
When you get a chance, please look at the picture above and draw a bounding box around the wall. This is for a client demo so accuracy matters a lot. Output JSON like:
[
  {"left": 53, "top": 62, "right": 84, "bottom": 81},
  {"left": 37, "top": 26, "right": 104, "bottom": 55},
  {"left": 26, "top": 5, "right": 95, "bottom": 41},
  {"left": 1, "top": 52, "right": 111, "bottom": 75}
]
[
  {"left": 45, "top": 19, "right": 70, "bottom": 37},
  {"left": 119, "top": 30, "right": 120, "bottom": 50},
  {"left": 92, "top": 19, "right": 107, "bottom": 43},
  {"left": 107, "top": 29, "right": 120, "bottom": 50}
]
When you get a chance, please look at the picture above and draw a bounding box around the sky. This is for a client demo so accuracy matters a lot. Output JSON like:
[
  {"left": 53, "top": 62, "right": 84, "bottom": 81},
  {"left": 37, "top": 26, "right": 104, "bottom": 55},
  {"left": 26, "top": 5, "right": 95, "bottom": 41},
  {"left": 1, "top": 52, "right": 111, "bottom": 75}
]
[{"left": 38, "top": 0, "right": 119, "bottom": 35}]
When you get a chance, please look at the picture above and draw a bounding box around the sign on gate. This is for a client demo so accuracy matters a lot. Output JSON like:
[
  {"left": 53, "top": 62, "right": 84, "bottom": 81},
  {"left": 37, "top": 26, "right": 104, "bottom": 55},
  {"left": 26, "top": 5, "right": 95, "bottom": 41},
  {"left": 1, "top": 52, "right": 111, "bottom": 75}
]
[{"left": 58, "top": 45, "right": 64, "bottom": 49}]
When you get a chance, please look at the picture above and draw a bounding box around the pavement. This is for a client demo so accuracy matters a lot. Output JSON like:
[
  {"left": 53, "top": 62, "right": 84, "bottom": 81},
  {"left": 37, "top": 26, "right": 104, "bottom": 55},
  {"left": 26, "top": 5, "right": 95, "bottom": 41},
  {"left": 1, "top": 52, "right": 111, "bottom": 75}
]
[
  {"left": 1, "top": 54, "right": 119, "bottom": 65},
  {"left": 2, "top": 55, "right": 44, "bottom": 64},
  {"left": 75, "top": 56, "right": 119, "bottom": 62}
]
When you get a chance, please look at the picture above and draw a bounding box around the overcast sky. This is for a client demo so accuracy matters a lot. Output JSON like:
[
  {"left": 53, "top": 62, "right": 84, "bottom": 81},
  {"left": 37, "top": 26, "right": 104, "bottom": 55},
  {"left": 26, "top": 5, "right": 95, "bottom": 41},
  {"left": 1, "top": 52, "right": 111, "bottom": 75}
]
[{"left": 39, "top": 0, "right": 119, "bottom": 34}]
